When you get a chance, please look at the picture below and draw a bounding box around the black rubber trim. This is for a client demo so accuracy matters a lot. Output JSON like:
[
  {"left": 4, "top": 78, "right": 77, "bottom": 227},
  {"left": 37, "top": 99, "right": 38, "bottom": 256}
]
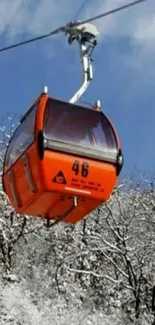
[{"left": 37, "top": 131, "right": 44, "bottom": 160}]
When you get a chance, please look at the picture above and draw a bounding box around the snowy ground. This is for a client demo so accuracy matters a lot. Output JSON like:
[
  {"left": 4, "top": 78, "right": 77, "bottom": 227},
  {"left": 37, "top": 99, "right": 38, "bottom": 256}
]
[{"left": 0, "top": 280, "right": 124, "bottom": 325}]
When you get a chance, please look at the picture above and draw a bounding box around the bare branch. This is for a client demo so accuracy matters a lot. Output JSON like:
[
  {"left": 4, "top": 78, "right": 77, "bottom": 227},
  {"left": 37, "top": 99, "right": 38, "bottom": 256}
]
[{"left": 66, "top": 267, "right": 120, "bottom": 284}]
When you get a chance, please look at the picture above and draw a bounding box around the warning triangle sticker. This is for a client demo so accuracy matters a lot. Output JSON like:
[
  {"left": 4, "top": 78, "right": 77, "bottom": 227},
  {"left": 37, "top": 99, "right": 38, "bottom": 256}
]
[{"left": 52, "top": 171, "right": 67, "bottom": 185}]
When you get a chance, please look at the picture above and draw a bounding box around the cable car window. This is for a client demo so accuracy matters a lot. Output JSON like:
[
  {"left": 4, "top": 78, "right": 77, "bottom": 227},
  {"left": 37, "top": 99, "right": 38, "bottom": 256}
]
[
  {"left": 4, "top": 105, "right": 37, "bottom": 170},
  {"left": 44, "top": 98, "right": 117, "bottom": 154}
]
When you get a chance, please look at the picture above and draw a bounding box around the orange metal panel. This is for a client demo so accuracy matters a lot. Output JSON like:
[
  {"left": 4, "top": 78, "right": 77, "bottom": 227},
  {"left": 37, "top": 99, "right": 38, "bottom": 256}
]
[
  {"left": 22, "top": 191, "right": 102, "bottom": 223},
  {"left": 35, "top": 94, "right": 48, "bottom": 130},
  {"left": 41, "top": 150, "right": 117, "bottom": 201},
  {"left": 23, "top": 191, "right": 61, "bottom": 216},
  {"left": 47, "top": 196, "right": 102, "bottom": 223},
  {"left": 3, "top": 143, "right": 42, "bottom": 213}
]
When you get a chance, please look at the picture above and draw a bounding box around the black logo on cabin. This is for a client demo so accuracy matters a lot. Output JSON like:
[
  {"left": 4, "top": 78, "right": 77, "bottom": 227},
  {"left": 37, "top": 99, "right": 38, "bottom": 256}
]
[{"left": 52, "top": 171, "right": 67, "bottom": 184}]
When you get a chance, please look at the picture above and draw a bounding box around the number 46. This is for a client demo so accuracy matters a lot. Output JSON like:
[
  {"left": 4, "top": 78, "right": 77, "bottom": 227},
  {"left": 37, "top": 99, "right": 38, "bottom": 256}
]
[{"left": 72, "top": 160, "right": 89, "bottom": 178}]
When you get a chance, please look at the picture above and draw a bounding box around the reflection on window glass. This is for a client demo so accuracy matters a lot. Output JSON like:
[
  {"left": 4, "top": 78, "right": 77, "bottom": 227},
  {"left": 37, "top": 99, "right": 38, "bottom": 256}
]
[
  {"left": 44, "top": 98, "right": 117, "bottom": 153},
  {"left": 5, "top": 106, "right": 37, "bottom": 169}
]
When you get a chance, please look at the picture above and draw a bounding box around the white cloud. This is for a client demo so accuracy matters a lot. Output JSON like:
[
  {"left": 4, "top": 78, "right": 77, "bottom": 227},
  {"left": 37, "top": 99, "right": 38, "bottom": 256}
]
[
  {"left": 0, "top": 0, "right": 154, "bottom": 44},
  {"left": 0, "top": 0, "right": 154, "bottom": 68},
  {"left": 83, "top": 0, "right": 155, "bottom": 69},
  {"left": 0, "top": 0, "right": 80, "bottom": 38},
  {"left": 85, "top": 0, "right": 155, "bottom": 45}
]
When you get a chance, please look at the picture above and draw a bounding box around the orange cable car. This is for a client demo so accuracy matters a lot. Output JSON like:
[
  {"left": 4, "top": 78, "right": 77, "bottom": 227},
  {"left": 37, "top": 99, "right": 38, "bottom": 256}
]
[{"left": 2, "top": 22, "right": 123, "bottom": 224}]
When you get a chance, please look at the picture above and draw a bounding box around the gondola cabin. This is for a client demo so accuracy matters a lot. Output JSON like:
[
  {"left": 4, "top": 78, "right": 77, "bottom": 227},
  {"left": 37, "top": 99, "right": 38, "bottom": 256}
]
[{"left": 2, "top": 92, "right": 123, "bottom": 223}]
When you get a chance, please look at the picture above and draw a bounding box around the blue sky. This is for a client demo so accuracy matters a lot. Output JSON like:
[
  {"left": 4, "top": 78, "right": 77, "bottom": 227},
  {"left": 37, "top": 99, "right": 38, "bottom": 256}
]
[{"left": 0, "top": 0, "right": 154, "bottom": 177}]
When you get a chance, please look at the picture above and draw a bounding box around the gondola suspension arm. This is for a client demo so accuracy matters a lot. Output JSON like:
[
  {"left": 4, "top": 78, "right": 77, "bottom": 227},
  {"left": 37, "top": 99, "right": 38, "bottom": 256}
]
[
  {"left": 69, "top": 43, "right": 93, "bottom": 104},
  {"left": 42, "top": 23, "right": 99, "bottom": 103},
  {"left": 65, "top": 22, "right": 100, "bottom": 104}
]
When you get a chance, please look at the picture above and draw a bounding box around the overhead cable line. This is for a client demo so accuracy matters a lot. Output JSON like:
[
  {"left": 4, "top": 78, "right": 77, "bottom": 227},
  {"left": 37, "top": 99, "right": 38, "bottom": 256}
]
[
  {"left": 0, "top": 0, "right": 149, "bottom": 53},
  {"left": 74, "top": 0, "right": 148, "bottom": 26}
]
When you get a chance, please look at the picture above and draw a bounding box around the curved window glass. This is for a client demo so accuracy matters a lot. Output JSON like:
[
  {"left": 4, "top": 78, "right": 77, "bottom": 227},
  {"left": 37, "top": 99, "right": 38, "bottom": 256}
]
[
  {"left": 44, "top": 98, "right": 118, "bottom": 162},
  {"left": 4, "top": 105, "right": 37, "bottom": 171}
]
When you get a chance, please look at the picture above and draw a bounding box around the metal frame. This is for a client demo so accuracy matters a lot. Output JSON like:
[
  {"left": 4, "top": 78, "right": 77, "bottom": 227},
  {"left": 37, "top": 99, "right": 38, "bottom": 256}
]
[
  {"left": 8, "top": 169, "right": 21, "bottom": 207},
  {"left": 42, "top": 23, "right": 99, "bottom": 104},
  {"left": 23, "top": 153, "right": 37, "bottom": 193},
  {"left": 69, "top": 43, "right": 93, "bottom": 104},
  {"left": 67, "top": 22, "right": 99, "bottom": 104},
  {"left": 44, "top": 138, "right": 118, "bottom": 164}
]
